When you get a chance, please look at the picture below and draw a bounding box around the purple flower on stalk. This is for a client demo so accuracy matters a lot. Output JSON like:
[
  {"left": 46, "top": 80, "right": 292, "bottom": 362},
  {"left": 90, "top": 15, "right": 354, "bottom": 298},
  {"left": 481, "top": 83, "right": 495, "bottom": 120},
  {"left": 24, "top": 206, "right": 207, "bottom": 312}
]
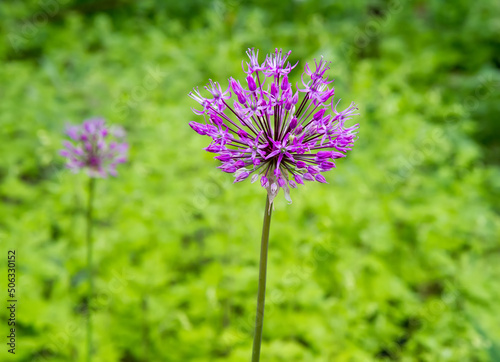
[
  {"left": 60, "top": 118, "right": 128, "bottom": 177},
  {"left": 189, "top": 48, "right": 359, "bottom": 204}
]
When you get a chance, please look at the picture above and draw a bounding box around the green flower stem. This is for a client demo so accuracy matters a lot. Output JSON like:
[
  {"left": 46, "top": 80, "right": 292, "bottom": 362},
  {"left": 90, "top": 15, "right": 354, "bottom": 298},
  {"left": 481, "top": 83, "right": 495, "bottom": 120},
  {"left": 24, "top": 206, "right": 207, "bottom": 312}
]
[
  {"left": 251, "top": 196, "right": 273, "bottom": 362},
  {"left": 86, "top": 177, "right": 95, "bottom": 362}
]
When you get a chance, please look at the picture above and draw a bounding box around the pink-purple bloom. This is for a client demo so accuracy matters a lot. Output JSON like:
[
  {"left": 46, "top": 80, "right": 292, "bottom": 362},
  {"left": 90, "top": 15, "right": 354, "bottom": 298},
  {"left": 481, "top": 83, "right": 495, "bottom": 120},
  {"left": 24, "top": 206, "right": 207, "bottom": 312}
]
[
  {"left": 189, "top": 48, "right": 360, "bottom": 203},
  {"left": 60, "top": 118, "right": 128, "bottom": 178}
]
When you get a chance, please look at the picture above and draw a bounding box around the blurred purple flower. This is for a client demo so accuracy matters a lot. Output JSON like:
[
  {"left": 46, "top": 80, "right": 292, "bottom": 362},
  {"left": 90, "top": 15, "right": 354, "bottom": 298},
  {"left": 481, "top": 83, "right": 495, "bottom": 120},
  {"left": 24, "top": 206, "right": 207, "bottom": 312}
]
[
  {"left": 60, "top": 118, "right": 128, "bottom": 178},
  {"left": 189, "top": 48, "right": 360, "bottom": 204}
]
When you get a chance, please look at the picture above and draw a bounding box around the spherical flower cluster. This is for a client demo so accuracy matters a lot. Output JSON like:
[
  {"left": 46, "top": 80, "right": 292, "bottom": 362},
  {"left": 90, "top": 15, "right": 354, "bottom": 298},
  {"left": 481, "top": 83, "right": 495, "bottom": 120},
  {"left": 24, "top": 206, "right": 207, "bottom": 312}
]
[
  {"left": 189, "top": 48, "right": 359, "bottom": 203},
  {"left": 60, "top": 118, "right": 128, "bottom": 178}
]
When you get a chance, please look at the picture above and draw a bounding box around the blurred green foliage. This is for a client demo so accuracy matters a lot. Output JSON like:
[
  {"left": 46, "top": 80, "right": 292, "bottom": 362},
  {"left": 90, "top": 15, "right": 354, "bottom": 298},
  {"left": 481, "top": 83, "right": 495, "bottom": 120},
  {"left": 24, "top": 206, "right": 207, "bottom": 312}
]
[{"left": 1, "top": 0, "right": 500, "bottom": 361}]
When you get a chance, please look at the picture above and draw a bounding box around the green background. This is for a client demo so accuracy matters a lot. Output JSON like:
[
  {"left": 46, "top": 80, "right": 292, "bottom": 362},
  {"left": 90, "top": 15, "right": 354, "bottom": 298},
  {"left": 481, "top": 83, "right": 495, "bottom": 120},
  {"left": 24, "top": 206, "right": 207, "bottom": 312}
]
[{"left": 1, "top": 0, "right": 500, "bottom": 361}]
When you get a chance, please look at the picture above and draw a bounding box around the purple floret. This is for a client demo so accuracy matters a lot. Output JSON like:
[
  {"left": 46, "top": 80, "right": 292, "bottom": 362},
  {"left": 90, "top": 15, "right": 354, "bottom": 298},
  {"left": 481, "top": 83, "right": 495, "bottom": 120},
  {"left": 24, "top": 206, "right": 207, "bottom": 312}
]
[
  {"left": 60, "top": 118, "right": 128, "bottom": 178},
  {"left": 189, "top": 48, "right": 360, "bottom": 203}
]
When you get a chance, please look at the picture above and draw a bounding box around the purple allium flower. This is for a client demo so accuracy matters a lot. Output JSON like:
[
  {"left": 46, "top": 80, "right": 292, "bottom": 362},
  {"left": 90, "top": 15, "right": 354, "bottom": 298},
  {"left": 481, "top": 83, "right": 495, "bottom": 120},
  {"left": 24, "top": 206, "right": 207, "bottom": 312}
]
[
  {"left": 189, "top": 48, "right": 359, "bottom": 203},
  {"left": 60, "top": 118, "right": 128, "bottom": 178}
]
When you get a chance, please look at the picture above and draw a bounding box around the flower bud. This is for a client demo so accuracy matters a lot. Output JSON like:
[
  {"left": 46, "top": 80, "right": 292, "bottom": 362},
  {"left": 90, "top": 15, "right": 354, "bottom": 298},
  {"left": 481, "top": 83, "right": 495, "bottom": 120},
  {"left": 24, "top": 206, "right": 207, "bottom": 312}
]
[
  {"left": 237, "top": 93, "right": 247, "bottom": 104},
  {"left": 205, "top": 144, "right": 223, "bottom": 153},
  {"left": 281, "top": 76, "right": 289, "bottom": 91},
  {"left": 237, "top": 129, "right": 249, "bottom": 138},
  {"left": 189, "top": 121, "right": 207, "bottom": 135},
  {"left": 314, "top": 174, "right": 328, "bottom": 183},
  {"left": 230, "top": 78, "right": 242, "bottom": 93},
  {"left": 303, "top": 173, "right": 315, "bottom": 181},
  {"left": 293, "top": 125, "right": 303, "bottom": 135},
  {"left": 261, "top": 175, "right": 269, "bottom": 188},
  {"left": 215, "top": 153, "right": 232, "bottom": 162},
  {"left": 219, "top": 163, "right": 237, "bottom": 173},
  {"left": 234, "top": 169, "right": 250, "bottom": 182},
  {"left": 320, "top": 161, "right": 335, "bottom": 171},
  {"left": 247, "top": 75, "right": 257, "bottom": 91},
  {"left": 315, "top": 151, "right": 332, "bottom": 160},
  {"left": 331, "top": 152, "right": 346, "bottom": 159},
  {"left": 308, "top": 165, "right": 320, "bottom": 174},
  {"left": 313, "top": 109, "right": 326, "bottom": 120},
  {"left": 210, "top": 114, "right": 224, "bottom": 126},
  {"left": 234, "top": 160, "right": 245, "bottom": 168},
  {"left": 271, "top": 83, "right": 278, "bottom": 98},
  {"left": 296, "top": 161, "right": 307, "bottom": 169}
]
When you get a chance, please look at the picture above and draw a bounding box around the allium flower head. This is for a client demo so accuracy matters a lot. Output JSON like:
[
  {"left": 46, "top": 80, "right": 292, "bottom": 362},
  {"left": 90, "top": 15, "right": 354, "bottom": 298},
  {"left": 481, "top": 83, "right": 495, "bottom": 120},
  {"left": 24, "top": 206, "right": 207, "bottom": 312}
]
[
  {"left": 60, "top": 118, "right": 128, "bottom": 178},
  {"left": 189, "top": 48, "right": 359, "bottom": 204}
]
